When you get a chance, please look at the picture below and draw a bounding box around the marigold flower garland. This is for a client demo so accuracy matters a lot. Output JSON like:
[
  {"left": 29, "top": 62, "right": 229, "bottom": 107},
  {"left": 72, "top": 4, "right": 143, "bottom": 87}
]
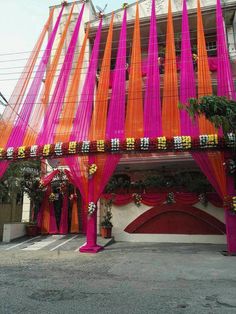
[{"left": 0, "top": 135, "right": 234, "bottom": 161}]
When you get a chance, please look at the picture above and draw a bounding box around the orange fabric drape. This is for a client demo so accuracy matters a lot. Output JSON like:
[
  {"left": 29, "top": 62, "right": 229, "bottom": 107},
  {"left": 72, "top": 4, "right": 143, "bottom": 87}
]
[
  {"left": 162, "top": 0, "right": 180, "bottom": 137},
  {"left": 125, "top": 3, "right": 144, "bottom": 138},
  {"left": 207, "top": 152, "right": 227, "bottom": 198},
  {"left": 197, "top": 0, "right": 216, "bottom": 134},
  {"left": 0, "top": 8, "right": 55, "bottom": 147},
  {"left": 90, "top": 14, "right": 114, "bottom": 140},
  {"left": 23, "top": 4, "right": 76, "bottom": 146},
  {"left": 43, "top": 2, "right": 76, "bottom": 110},
  {"left": 70, "top": 186, "right": 80, "bottom": 233},
  {"left": 70, "top": 199, "right": 79, "bottom": 233},
  {"left": 54, "top": 24, "right": 90, "bottom": 142},
  {"left": 41, "top": 187, "right": 51, "bottom": 234}
]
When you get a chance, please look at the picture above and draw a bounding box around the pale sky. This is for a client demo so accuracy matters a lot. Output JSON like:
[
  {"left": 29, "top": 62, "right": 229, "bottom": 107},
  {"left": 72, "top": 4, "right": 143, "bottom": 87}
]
[{"left": 0, "top": 0, "right": 134, "bottom": 101}]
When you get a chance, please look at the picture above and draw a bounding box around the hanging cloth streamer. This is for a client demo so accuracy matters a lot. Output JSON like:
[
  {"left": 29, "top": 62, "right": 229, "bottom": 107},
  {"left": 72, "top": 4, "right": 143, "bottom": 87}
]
[
  {"left": 162, "top": 0, "right": 180, "bottom": 137},
  {"left": 37, "top": 4, "right": 85, "bottom": 146},
  {"left": 23, "top": 3, "right": 76, "bottom": 146},
  {"left": 144, "top": 0, "right": 162, "bottom": 137},
  {"left": 0, "top": 8, "right": 55, "bottom": 147},
  {"left": 180, "top": 0, "right": 198, "bottom": 136}
]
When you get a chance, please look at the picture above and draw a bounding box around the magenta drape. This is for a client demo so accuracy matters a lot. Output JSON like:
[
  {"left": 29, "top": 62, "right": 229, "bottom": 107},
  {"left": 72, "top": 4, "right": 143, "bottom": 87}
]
[
  {"left": 37, "top": 4, "right": 85, "bottom": 145},
  {"left": 180, "top": 0, "right": 198, "bottom": 136},
  {"left": 95, "top": 9, "right": 128, "bottom": 199},
  {"left": 106, "top": 11, "right": 127, "bottom": 139},
  {"left": 37, "top": 201, "right": 44, "bottom": 229},
  {"left": 216, "top": 0, "right": 236, "bottom": 99},
  {"left": 69, "top": 19, "right": 102, "bottom": 142},
  {"left": 144, "top": 0, "right": 161, "bottom": 137},
  {"left": 49, "top": 202, "right": 58, "bottom": 234},
  {"left": 79, "top": 11, "right": 127, "bottom": 252},
  {"left": 192, "top": 152, "right": 223, "bottom": 198},
  {"left": 37, "top": 171, "right": 59, "bottom": 230},
  {"left": 59, "top": 193, "right": 69, "bottom": 234},
  {"left": 6, "top": 7, "right": 63, "bottom": 148},
  {"left": 41, "top": 170, "right": 59, "bottom": 186},
  {"left": 65, "top": 19, "right": 103, "bottom": 234},
  {"left": 66, "top": 19, "right": 103, "bottom": 194},
  {"left": 0, "top": 7, "right": 63, "bottom": 178},
  {"left": 103, "top": 192, "right": 222, "bottom": 207},
  {"left": 0, "top": 9, "right": 53, "bottom": 127}
]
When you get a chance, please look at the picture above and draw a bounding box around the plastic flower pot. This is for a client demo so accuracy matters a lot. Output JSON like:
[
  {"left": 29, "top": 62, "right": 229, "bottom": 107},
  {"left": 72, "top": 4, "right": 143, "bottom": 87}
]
[
  {"left": 101, "top": 227, "right": 112, "bottom": 239},
  {"left": 26, "top": 224, "right": 40, "bottom": 237}
]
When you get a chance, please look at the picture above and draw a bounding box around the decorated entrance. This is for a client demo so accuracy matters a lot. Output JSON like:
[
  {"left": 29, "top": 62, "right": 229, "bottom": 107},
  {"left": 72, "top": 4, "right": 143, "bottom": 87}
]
[{"left": 0, "top": 0, "right": 235, "bottom": 253}]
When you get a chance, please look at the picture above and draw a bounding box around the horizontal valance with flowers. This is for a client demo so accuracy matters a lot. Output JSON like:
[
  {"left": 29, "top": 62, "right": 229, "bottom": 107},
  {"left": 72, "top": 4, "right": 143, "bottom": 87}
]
[{"left": 0, "top": 134, "right": 235, "bottom": 161}]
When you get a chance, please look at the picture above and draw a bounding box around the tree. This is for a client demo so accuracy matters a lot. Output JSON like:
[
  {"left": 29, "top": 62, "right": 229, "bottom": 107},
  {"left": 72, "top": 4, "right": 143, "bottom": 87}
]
[
  {"left": 180, "top": 96, "right": 236, "bottom": 135},
  {"left": 0, "top": 161, "right": 44, "bottom": 210}
]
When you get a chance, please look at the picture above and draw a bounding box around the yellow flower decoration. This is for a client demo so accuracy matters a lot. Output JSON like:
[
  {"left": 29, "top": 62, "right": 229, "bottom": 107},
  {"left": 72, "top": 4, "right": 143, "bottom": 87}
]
[
  {"left": 18, "top": 146, "right": 26, "bottom": 159},
  {"left": 126, "top": 138, "right": 135, "bottom": 150},
  {"left": 232, "top": 196, "right": 236, "bottom": 212},
  {"left": 181, "top": 136, "right": 191, "bottom": 149},
  {"left": 43, "top": 144, "right": 51, "bottom": 156},
  {"left": 88, "top": 163, "right": 98, "bottom": 177},
  {"left": 68, "top": 141, "right": 77, "bottom": 154},
  {"left": 97, "top": 140, "right": 105, "bottom": 152},
  {"left": 208, "top": 134, "right": 218, "bottom": 146},
  {"left": 157, "top": 137, "right": 167, "bottom": 150},
  {"left": 0, "top": 148, "right": 4, "bottom": 159}
]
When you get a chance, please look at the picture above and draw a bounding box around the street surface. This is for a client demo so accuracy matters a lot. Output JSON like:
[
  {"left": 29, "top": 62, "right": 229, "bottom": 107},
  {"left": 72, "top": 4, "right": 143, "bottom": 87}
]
[{"left": 0, "top": 240, "right": 236, "bottom": 314}]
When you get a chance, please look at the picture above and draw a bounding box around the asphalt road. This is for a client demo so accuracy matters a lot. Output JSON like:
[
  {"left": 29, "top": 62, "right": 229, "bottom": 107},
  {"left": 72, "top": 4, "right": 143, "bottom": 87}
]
[{"left": 0, "top": 242, "right": 236, "bottom": 314}]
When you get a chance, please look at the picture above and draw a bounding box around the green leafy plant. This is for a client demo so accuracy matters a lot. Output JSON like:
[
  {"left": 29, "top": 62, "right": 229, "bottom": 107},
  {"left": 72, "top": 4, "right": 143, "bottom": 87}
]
[
  {"left": 101, "top": 199, "right": 113, "bottom": 228},
  {"left": 179, "top": 96, "right": 236, "bottom": 135},
  {"left": 105, "top": 170, "right": 213, "bottom": 194}
]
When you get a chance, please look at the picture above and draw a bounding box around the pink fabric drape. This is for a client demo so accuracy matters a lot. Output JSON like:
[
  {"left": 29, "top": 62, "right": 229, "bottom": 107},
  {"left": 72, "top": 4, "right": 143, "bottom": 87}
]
[
  {"left": 49, "top": 202, "right": 58, "bottom": 234},
  {"left": 6, "top": 7, "right": 63, "bottom": 148},
  {"left": 192, "top": 152, "right": 223, "bottom": 198},
  {"left": 59, "top": 193, "right": 69, "bottom": 234},
  {"left": 37, "top": 171, "right": 59, "bottom": 232},
  {"left": 41, "top": 170, "right": 59, "bottom": 186},
  {"left": 103, "top": 192, "right": 221, "bottom": 207},
  {"left": 69, "top": 19, "right": 103, "bottom": 142},
  {"left": 37, "top": 4, "right": 85, "bottom": 145},
  {"left": 65, "top": 19, "right": 103, "bottom": 233},
  {"left": 97, "top": 9, "right": 128, "bottom": 200},
  {"left": 0, "top": 8, "right": 54, "bottom": 131},
  {"left": 0, "top": 7, "right": 63, "bottom": 178},
  {"left": 216, "top": 0, "right": 236, "bottom": 99},
  {"left": 144, "top": 0, "right": 162, "bottom": 137},
  {"left": 180, "top": 0, "right": 198, "bottom": 136},
  {"left": 79, "top": 11, "right": 127, "bottom": 253}
]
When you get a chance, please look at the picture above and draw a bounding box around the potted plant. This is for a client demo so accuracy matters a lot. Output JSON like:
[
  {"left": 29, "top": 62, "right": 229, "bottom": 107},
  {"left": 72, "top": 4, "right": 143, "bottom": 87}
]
[
  {"left": 100, "top": 200, "right": 113, "bottom": 238},
  {"left": 25, "top": 221, "right": 40, "bottom": 237}
]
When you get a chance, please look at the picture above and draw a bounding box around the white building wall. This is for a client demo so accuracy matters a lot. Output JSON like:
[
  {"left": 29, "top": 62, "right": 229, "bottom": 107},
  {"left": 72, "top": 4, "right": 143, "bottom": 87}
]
[
  {"left": 90, "top": 0, "right": 236, "bottom": 27},
  {"left": 107, "top": 201, "right": 226, "bottom": 244}
]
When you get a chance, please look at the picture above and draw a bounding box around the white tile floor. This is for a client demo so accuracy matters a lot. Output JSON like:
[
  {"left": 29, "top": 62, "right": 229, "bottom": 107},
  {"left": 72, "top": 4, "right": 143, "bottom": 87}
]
[{"left": 1, "top": 234, "right": 113, "bottom": 252}]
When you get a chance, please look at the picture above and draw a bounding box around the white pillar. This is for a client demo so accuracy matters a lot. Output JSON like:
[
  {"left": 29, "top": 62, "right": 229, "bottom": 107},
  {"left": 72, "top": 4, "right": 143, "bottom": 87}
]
[
  {"left": 21, "top": 194, "right": 31, "bottom": 222},
  {"left": 227, "top": 25, "right": 236, "bottom": 60}
]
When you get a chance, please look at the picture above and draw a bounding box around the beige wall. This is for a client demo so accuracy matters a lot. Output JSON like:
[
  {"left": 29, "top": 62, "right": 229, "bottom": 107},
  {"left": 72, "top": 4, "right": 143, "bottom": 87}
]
[
  {"left": 0, "top": 204, "right": 22, "bottom": 240},
  {"left": 100, "top": 199, "right": 226, "bottom": 244}
]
